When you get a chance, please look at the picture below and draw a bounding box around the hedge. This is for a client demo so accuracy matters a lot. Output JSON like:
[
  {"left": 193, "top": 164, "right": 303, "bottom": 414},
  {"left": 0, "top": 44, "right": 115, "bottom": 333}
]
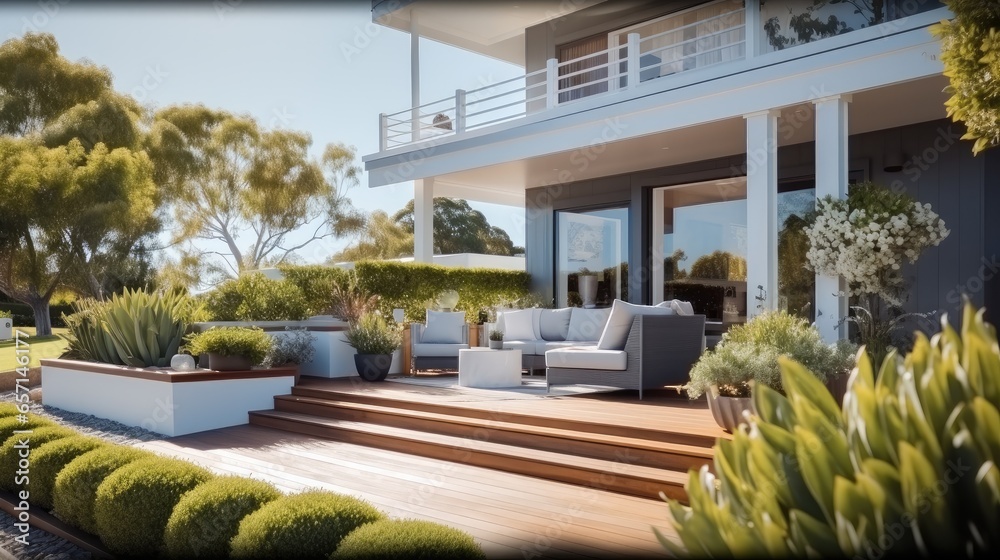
[
  {"left": 0, "top": 426, "right": 78, "bottom": 492},
  {"left": 230, "top": 490, "right": 384, "bottom": 558},
  {"left": 277, "top": 264, "right": 352, "bottom": 317},
  {"left": 203, "top": 273, "right": 309, "bottom": 322},
  {"left": 0, "top": 301, "right": 73, "bottom": 328},
  {"left": 30, "top": 436, "right": 107, "bottom": 509},
  {"left": 0, "top": 416, "right": 55, "bottom": 446},
  {"left": 164, "top": 476, "right": 281, "bottom": 558},
  {"left": 52, "top": 445, "right": 154, "bottom": 535},
  {"left": 94, "top": 456, "right": 213, "bottom": 556},
  {"left": 0, "top": 403, "right": 22, "bottom": 417},
  {"left": 332, "top": 519, "right": 486, "bottom": 560},
  {"left": 353, "top": 261, "right": 530, "bottom": 323}
]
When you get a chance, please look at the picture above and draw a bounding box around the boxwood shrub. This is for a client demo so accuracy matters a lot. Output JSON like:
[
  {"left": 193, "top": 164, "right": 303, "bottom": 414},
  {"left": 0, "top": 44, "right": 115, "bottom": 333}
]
[
  {"left": 332, "top": 519, "right": 486, "bottom": 560},
  {"left": 164, "top": 476, "right": 281, "bottom": 559},
  {"left": 278, "top": 264, "right": 352, "bottom": 317},
  {"left": 53, "top": 445, "right": 153, "bottom": 535},
  {"left": 0, "top": 403, "right": 22, "bottom": 417},
  {"left": 0, "top": 416, "right": 55, "bottom": 445},
  {"left": 230, "top": 490, "right": 384, "bottom": 559},
  {"left": 204, "top": 272, "right": 309, "bottom": 322},
  {"left": 30, "top": 436, "right": 107, "bottom": 509},
  {"left": 94, "top": 456, "right": 213, "bottom": 556},
  {"left": 0, "top": 426, "right": 77, "bottom": 492}
]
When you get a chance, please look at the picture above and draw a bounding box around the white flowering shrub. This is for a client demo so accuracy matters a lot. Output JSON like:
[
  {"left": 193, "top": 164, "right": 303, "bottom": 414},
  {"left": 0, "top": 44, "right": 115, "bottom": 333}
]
[{"left": 804, "top": 182, "right": 950, "bottom": 306}]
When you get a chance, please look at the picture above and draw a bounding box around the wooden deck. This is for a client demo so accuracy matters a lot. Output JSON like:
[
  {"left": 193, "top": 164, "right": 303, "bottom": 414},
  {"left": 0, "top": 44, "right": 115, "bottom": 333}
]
[{"left": 139, "top": 375, "right": 727, "bottom": 558}]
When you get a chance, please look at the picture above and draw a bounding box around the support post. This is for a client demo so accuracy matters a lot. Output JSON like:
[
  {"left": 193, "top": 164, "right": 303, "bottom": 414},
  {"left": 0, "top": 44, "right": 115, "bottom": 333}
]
[
  {"left": 454, "top": 89, "right": 466, "bottom": 133},
  {"left": 410, "top": 11, "right": 421, "bottom": 143},
  {"left": 744, "top": 109, "right": 781, "bottom": 319},
  {"left": 814, "top": 95, "right": 852, "bottom": 342},
  {"left": 744, "top": 0, "right": 758, "bottom": 60},
  {"left": 545, "top": 58, "right": 559, "bottom": 109},
  {"left": 379, "top": 113, "right": 387, "bottom": 151},
  {"left": 414, "top": 177, "right": 434, "bottom": 263},
  {"left": 626, "top": 33, "right": 640, "bottom": 88}
]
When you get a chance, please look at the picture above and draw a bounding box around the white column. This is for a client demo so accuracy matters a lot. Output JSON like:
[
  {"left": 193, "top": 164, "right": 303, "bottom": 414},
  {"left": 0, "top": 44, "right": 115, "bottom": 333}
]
[
  {"left": 744, "top": 109, "right": 780, "bottom": 319},
  {"left": 414, "top": 177, "right": 434, "bottom": 262},
  {"left": 814, "top": 95, "right": 851, "bottom": 342},
  {"left": 744, "top": 1, "right": 758, "bottom": 60},
  {"left": 410, "top": 10, "right": 421, "bottom": 143}
]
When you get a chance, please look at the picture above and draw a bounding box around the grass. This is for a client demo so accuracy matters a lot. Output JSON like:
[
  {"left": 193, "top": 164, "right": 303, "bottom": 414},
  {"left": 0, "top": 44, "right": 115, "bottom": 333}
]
[{"left": 0, "top": 327, "right": 71, "bottom": 373}]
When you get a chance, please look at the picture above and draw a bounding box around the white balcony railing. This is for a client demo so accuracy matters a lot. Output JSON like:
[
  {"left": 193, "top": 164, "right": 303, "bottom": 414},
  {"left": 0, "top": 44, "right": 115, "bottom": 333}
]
[{"left": 379, "top": 1, "right": 746, "bottom": 151}]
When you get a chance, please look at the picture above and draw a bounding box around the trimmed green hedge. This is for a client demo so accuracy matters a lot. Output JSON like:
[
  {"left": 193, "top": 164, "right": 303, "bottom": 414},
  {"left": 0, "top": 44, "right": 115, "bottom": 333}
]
[
  {"left": 354, "top": 261, "right": 530, "bottom": 323},
  {"left": 53, "top": 445, "right": 153, "bottom": 535},
  {"left": 0, "top": 426, "right": 78, "bottom": 492},
  {"left": 332, "top": 519, "right": 486, "bottom": 560},
  {"left": 164, "top": 476, "right": 281, "bottom": 558},
  {"left": 230, "top": 490, "right": 384, "bottom": 559},
  {"left": 94, "top": 456, "right": 213, "bottom": 556},
  {"left": 31, "top": 436, "right": 108, "bottom": 509},
  {"left": 204, "top": 273, "right": 309, "bottom": 322},
  {"left": 0, "top": 416, "right": 55, "bottom": 446},
  {"left": 0, "top": 403, "right": 23, "bottom": 417},
  {"left": 278, "top": 264, "right": 352, "bottom": 317},
  {"left": 0, "top": 301, "right": 73, "bottom": 328}
]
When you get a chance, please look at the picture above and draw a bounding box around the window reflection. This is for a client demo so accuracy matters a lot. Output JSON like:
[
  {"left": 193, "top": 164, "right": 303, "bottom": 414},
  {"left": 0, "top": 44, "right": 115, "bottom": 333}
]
[{"left": 556, "top": 207, "right": 629, "bottom": 308}]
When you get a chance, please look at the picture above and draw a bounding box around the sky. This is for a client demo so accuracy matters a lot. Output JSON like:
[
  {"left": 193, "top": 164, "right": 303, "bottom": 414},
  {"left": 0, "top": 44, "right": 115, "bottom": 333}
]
[{"left": 0, "top": 0, "right": 527, "bottom": 264}]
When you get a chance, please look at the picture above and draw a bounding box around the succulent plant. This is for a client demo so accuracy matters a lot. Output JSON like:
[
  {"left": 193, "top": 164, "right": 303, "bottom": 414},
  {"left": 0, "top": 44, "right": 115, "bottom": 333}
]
[{"left": 659, "top": 301, "right": 1000, "bottom": 557}]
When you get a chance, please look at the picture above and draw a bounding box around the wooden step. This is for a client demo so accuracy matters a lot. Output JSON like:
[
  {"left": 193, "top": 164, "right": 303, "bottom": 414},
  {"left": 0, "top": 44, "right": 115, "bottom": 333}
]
[
  {"left": 291, "top": 385, "right": 718, "bottom": 448},
  {"left": 272, "top": 394, "right": 713, "bottom": 473},
  {"left": 249, "top": 409, "right": 689, "bottom": 501}
]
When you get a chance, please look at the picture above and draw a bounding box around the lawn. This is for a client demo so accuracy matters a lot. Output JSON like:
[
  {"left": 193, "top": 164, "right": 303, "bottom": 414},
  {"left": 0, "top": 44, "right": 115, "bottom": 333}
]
[{"left": 0, "top": 327, "right": 70, "bottom": 372}]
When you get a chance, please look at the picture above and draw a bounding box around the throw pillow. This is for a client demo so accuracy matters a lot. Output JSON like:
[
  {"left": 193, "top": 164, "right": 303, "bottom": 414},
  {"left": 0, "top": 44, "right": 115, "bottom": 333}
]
[
  {"left": 499, "top": 309, "right": 536, "bottom": 341},
  {"left": 566, "top": 307, "right": 612, "bottom": 341},
  {"left": 670, "top": 299, "right": 695, "bottom": 315},
  {"left": 654, "top": 301, "right": 677, "bottom": 313},
  {"left": 597, "top": 299, "right": 673, "bottom": 350},
  {"left": 421, "top": 310, "right": 466, "bottom": 344},
  {"left": 539, "top": 308, "right": 572, "bottom": 341}
]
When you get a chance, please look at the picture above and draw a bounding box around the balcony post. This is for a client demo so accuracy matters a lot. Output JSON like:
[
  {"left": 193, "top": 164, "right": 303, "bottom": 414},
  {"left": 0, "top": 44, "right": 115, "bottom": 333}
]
[
  {"left": 545, "top": 58, "right": 559, "bottom": 109},
  {"left": 410, "top": 10, "right": 421, "bottom": 143},
  {"left": 379, "top": 113, "right": 388, "bottom": 151},
  {"left": 627, "top": 33, "right": 640, "bottom": 88},
  {"left": 744, "top": 0, "right": 758, "bottom": 59},
  {"left": 454, "top": 89, "right": 466, "bottom": 133}
]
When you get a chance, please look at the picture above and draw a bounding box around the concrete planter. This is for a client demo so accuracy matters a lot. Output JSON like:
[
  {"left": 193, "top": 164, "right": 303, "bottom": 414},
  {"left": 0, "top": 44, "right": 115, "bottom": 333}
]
[
  {"left": 0, "top": 317, "right": 11, "bottom": 341},
  {"left": 706, "top": 387, "right": 754, "bottom": 433},
  {"left": 41, "top": 358, "right": 295, "bottom": 437}
]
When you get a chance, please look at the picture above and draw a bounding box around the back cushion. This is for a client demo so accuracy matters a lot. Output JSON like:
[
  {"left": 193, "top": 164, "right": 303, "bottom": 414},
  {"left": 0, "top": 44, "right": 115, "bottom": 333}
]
[
  {"left": 670, "top": 299, "right": 695, "bottom": 315},
  {"left": 499, "top": 309, "right": 537, "bottom": 340},
  {"left": 421, "top": 310, "right": 466, "bottom": 344},
  {"left": 538, "top": 308, "right": 572, "bottom": 341},
  {"left": 566, "top": 308, "right": 612, "bottom": 341},
  {"left": 597, "top": 299, "right": 673, "bottom": 350}
]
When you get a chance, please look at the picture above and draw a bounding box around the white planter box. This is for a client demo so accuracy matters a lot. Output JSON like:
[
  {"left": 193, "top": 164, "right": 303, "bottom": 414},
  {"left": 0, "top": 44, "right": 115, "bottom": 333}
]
[
  {"left": 41, "top": 359, "right": 295, "bottom": 437},
  {"left": 0, "top": 318, "right": 11, "bottom": 341}
]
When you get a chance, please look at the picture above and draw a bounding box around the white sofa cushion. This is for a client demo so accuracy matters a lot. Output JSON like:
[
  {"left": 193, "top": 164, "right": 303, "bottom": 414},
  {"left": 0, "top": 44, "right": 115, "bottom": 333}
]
[
  {"left": 498, "top": 309, "right": 537, "bottom": 341},
  {"left": 538, "top": 308, "right": 572, "bottom": 341},
  {"left": 670, "top": 299, "right": 695, "bottom": 315},
  {"left": 421, "top": 311, "right": 466, "bottom": 344},
  {"left": 545, "top": 346, "right": 627, "bottom": 371},
  {"left": 654, "top": 301, "right": 678, "bottom": 313},
  {"left": 536, "top": 340, "right": 596, "bottom": 354},
  {"left": 411, "top": 342, "right": 468, "bottom": 357},
  {"left": 566, "top": 308, "right": 611, "bottom": 341},
  {"left": 598, "top": 299, "right": 673, "bottom": 350}
]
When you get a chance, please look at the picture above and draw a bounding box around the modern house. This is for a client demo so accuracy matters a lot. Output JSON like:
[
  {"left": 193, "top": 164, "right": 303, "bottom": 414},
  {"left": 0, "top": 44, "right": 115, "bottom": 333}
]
[{"left": 362, "top": 0, "right": 1000, "bottom": 342}]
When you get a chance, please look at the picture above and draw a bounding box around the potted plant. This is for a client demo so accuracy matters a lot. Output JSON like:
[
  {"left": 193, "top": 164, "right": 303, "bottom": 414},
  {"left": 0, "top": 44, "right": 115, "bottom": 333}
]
[
  {"left": 343, "top": 313, "right": 401, "bottom": 382},
  {"left": 685, "top": 311, "right": 856, "bottom": 432},
  {"left": 185, "top": 327, "right": 273, "bottom": 372},
  {"left": 488, "top": 329, "right": 504, "bottom": 350},
  {"left": 263, "top": 328, "right": 316, "bottom": 368}
]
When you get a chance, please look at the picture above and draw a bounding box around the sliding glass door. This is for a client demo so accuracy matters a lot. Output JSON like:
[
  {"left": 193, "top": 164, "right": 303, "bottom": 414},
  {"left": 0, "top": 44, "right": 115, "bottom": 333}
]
[{"left": 556, "top": 207, "right": 629, "bottom": 308}]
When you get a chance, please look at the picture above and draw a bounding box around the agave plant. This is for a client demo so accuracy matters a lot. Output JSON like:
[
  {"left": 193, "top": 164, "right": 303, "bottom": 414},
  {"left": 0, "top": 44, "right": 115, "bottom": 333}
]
[
  {"left": 64, "top": 288, "right": 191, "bottom": 368},
  {"left": 659, "top": 301, "right": 1000, "bottom": 557}
]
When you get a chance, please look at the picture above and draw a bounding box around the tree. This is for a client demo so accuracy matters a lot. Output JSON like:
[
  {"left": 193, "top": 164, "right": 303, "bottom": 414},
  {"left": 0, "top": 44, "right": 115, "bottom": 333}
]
[
  {"left": 147, "top": 106, "right": 365, "bottom": 284},
  {"left": 932, "top": 0, "right": 1000, "bottom": 154},
  {"left": 329, "top": 210, "right": 413, "bottom": 263},
  {"left": 777, "top": 214, "right": 814, "bottom": 318},
  {"left": 393, "top": 198, "right": 524, "bottom": 256},
  {"left": 0, "top": 33, "right": 159, "bottom": 335},
  {"left": 689, "top": 250, "right": 747, "bottom": 281}
]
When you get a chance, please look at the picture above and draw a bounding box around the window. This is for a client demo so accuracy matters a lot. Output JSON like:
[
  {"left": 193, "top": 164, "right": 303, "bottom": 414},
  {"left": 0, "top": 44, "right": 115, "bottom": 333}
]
[
  {"left": 777, "top": 179, "right": 816, "bottom": 321},
  {"left": 556, "top": 207, "right": 629, "bottom": 308},
  {"left": 557, "top": 34, "right": 610, "bottom": 103}
]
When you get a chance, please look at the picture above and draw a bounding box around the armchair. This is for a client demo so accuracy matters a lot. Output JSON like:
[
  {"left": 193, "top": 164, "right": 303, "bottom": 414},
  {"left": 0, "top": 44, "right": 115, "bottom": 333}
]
[{"left": 410, "top": 310, "right": 470, "bottom": 373}]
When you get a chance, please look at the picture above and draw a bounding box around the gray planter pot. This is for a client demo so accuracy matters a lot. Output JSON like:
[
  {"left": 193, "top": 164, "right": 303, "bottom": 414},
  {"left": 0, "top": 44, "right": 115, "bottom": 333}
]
[
  {"left": 208, "top": 353, "right": 253, "bottom": 372},
  {"left": 488, "top": 339, "right": 504, "bottom": 350},
  {"left": 706, "top": 388, "right": 754, "bottom": 433},
  {"left": 354, "top": 354, "right": 392, "bottom": 382}
]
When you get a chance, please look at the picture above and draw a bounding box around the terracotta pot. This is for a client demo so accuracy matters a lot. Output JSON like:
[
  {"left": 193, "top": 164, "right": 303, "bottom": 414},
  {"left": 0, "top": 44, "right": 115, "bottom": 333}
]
[
  {"left": 706, "top": 388, "right": 754, "bottom": 433},
  {"left": 354, "top": 354, "right": 392, "bottom": 382},
  {"left": 208, "top": 353, "right": 252, "bottom": 372}
]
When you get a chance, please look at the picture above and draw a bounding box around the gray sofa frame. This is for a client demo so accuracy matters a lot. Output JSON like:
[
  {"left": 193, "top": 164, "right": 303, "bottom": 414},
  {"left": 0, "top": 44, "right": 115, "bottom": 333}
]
[
  {"left": 546, "top": 314, "right": 706, "bottom": 399},
  {"left": 410, "top": 322, "right": 470, "bottom": 373}
]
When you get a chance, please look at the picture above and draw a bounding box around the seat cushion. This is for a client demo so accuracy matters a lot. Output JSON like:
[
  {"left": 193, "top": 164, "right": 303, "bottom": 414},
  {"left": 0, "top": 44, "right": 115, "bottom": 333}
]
[
  {"left": 536, "top": 340, "right": 596, "bottom": 354},
  {"left": 538, "top": 308, "right": 572, "bottom": 341},
  {"left": 566, "top": 308, "right": 611, "bottom": 341},
  {"left": 545, "top": 347, "right": 627, "bottom": 371},
  {"left": 411, "top": 342, "right": 469, "bottom": 357},
  {"left": 498, "top": 309, "right": 537, "bottom": 341},
  {"left": 421, "top": 310, "right": 466, "bottom": 344},
  {"left": 597, "top": 299, "right": 673, "bottom": 350}
]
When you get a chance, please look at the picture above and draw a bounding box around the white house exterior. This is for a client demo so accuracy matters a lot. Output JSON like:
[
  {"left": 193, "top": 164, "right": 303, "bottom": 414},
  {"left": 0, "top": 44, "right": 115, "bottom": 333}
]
[{"left": 363, "top": 0, "right": 1000, "bottom": 342}]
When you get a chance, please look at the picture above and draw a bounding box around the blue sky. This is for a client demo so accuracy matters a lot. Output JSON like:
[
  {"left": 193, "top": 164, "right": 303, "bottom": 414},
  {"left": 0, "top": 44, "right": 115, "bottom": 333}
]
[{"left": 0, "top": 1, "right": 527, "bottom": 261}]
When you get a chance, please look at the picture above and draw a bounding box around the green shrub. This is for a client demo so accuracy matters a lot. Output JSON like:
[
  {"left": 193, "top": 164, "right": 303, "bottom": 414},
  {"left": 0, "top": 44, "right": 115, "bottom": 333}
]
[
  {"left": 353, "top": 261, "right": 530, "bottom": 323},
  {"left": 0, "top": 402, "right": 22, "bottom": 417},
  {"left": 164, "top": 476, "right": 281, "bottom": 558},
  {"left": 31, "top": 436, "right": 107, "bottom": 509},
  {"left": 204, "top": 273, "right": 308, "bottom": 321},
  {"left": 278, "top": 264, "right": 352, "bottom": 316},
  {"left": 332, "top": 519, "right": 485, "bottom": 560},
  {"left": 263, "top": 328, "right": 316, "bottom": 368},
  {"left": 0, "top": 426, "right": 77, "bottom": 492},
  {"left": 343, "top": 314, "right": 400, "bottom": 355},
  {"left": 230, "top": 490, "right": 384, "bottom": 559},
  {"left": 661, "top": 301, "right": 1000, "bottom": 557},
  {"left": 63, "top": 288, "right": 191, "bottom": 367},
  {"left": 0, "top": 309, "right": 11, "bottom": 319},
  {"left": 0, "top": 301, "right": 73, "bottom": 328},
  {"left": 94, "top": 456, "right": 213, "bottom": 556},
  {"left": 685, "top": 310, "right": 856, "bottom": 398},
  {"left": 53, "top": 445, "right": 153, "bottom": 535},
  {"left": 0, "top": 416, "right": 55, "bottom": 445},
  {"left": 185, "top": 327, "right": 273, "bottom": 365}
]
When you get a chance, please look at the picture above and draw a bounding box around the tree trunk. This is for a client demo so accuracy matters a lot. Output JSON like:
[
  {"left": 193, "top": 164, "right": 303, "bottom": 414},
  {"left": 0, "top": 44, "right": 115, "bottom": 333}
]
[{"left": 29, "top": 297, "right": 52, "bottom": 337}]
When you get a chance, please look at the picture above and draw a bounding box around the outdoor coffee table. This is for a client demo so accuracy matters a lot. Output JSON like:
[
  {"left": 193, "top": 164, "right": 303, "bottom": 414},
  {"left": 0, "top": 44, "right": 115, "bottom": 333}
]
[{"left": 458, "top": 348, "right": 522, "bottom": 388}]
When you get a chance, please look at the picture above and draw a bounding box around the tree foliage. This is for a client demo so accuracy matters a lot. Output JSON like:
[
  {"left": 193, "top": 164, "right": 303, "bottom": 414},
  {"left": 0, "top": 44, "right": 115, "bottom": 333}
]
[
  {"left": 932, "top": 0, "right": 1000, "bottom": 154},
  {"left": 329, "top": 210, "right": 413, "bottom": 262},
  {"left": 393, "top": 197, "right": 523, "bottom": 256},
  {"left": 689, "top": 250, "right": 747, "bottom": 281}
]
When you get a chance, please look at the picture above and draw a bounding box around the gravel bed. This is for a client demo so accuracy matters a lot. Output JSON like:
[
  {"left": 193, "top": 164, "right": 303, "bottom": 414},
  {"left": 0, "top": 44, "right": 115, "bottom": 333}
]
[
  {"left": 0, "top": 511, "right": 90, "bottom": 560},
  {"left": 0, "top": 391, "right": 161, "bottom": 445}
]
